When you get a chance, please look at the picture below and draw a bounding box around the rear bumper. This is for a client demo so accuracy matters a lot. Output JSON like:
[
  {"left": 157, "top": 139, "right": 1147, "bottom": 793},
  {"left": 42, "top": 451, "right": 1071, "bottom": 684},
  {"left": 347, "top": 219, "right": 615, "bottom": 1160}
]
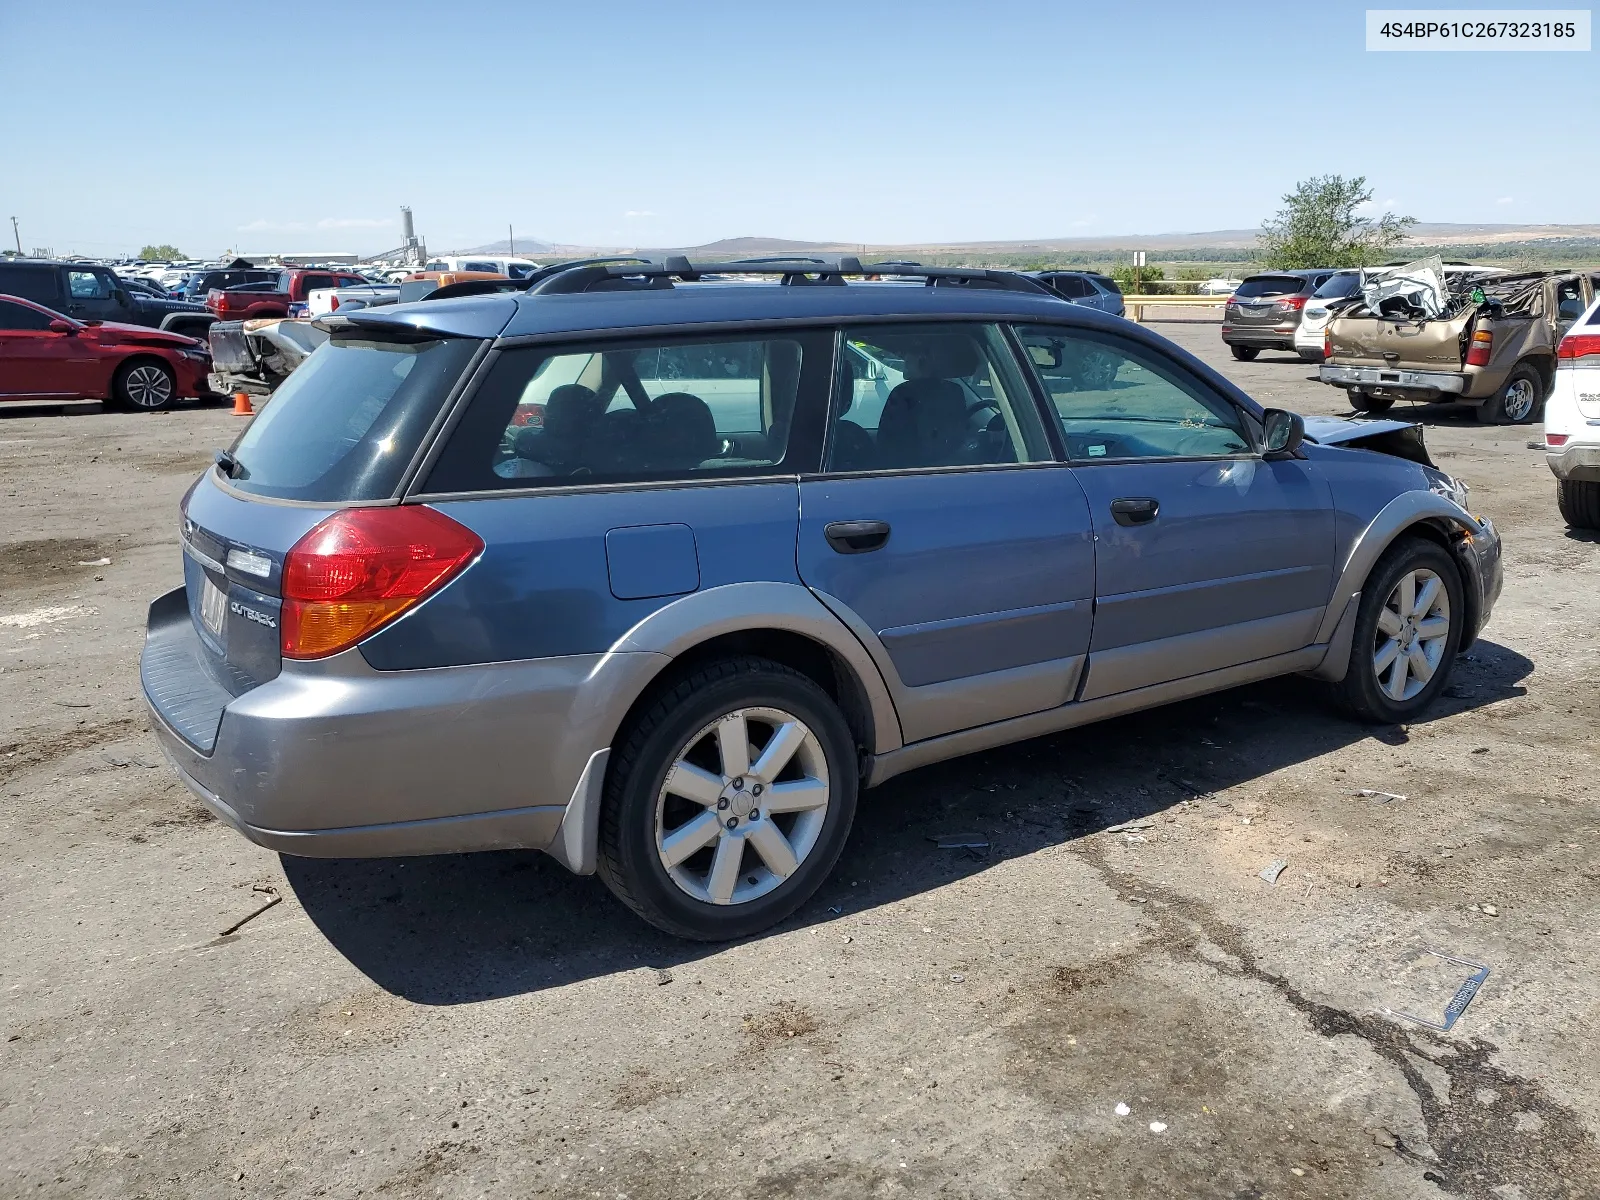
[
  {"left": 1546, "top": 442, "right": 1600, "bottom": 482},
  {"left": 139, "top": 586, "right": 666, "bottom": 859},
  {"left": 1458, "top": 518, "right": 1503, "bottom": 647},
  {"left": 1223, "top": 326, "right": 1297, "bottom": 349},
  {"left": 1319, "top": 364, "right": 1468, "bottom": 397}
]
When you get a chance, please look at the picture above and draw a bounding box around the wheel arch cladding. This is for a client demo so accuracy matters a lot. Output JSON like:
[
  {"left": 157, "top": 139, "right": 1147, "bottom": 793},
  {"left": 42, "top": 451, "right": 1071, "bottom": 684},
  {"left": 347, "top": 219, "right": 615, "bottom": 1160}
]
[{"left": 615, "top": 627, "right": 882, "bottom": 780}]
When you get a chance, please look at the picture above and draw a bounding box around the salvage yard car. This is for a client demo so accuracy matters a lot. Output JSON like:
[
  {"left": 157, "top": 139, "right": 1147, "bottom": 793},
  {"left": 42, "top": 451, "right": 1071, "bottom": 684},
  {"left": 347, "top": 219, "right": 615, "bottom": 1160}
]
[
  {"left": 1321, "top": 264, "right": 1594, "bottom": 423},
  {"left": 1545, "top": 294, "right": 1600, "bottom": 529},
  {"left": 0, "top": 293, "right": 212, "bottom": 409},
  {"left": 0, "top": 258, "right": 215, "bottom": 342},
  {"left": 1222, "top": 269, "right": 1339, "bottom": 361},
  {"left": 141, "top": 258, "right": 1501, "bottom": 941}
]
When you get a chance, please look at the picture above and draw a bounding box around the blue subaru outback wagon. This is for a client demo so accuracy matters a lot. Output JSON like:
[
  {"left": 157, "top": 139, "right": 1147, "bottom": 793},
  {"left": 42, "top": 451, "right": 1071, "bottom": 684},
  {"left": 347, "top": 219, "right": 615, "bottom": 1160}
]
[{"left": 142, "top": 258, "right": 1501, "bottom": 940}]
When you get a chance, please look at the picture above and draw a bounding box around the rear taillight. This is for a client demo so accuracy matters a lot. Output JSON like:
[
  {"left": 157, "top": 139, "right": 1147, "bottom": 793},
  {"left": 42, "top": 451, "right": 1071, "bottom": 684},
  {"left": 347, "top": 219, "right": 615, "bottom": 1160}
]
[
  {"left": 1466, "top": 329, "right": 1493, "bottom": 367},
  {"left": 1547, "top": 433, "right": 1569, "bottom": 447},
  {"left": 329, "top": 295, "right": 341, "bottom": 311},
  {"left": 1324, "top": 327, "right": 1332, "bottom": 358},
  {"left": 1276, "top": 295, "right": 1308, "bottom": 312},
  {"left": 281, "top": 506, "right": 483, "bottom": 660},
  {"left": 1557, "top": 332, "right": 1600, "bottom": 363},
  {"left": 509, "top": 403, "right": 545, "bottom": 429}
]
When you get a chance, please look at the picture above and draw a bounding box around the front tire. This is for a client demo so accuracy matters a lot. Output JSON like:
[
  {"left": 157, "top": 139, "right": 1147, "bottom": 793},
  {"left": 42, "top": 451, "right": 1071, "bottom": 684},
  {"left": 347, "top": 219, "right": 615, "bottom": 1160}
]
[
  {"left": 1476, "top": 364, "right": 1543, "bottom": 424},
  {"left": 1336, "top": 537, "right": 1464, "bottom": 723},
  {"left": 1230, "top": 345, "right": 1260, "bottom": 362},
  {"left": 597, "top": 656, "right": 859, "bottom": 940},
  {"left": 1557, "top": 478, "right": 1600, "bottom": 530},
  {"left": 114, "top": 359, "right": 176, "bottom": 411},
  {"left": 1348, "top": 388, "right": 1395, "bottom": 414}
]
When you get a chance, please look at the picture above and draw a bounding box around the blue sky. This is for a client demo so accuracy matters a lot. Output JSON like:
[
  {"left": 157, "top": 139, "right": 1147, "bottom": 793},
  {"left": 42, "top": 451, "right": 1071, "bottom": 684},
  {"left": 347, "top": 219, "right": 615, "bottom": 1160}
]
[{"left": 2, "top": 1, "right": 1589, "bottom": 256}]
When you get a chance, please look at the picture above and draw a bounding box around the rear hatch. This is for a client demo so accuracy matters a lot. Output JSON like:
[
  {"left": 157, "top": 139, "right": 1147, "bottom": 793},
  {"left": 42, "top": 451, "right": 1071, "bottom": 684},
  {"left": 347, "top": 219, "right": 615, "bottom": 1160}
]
[
  {"left": 1301, "top": 273, "right": 1361, "bottom": 335},
  {"left": 155, "top": 328, "right": 484, "bottom": 747},
  {"left": 1326, "top": 311, "right": 1470, "bottom": 369},
  {"left": 1227, "top": 275, "right": 1307, "bottom": 331}
]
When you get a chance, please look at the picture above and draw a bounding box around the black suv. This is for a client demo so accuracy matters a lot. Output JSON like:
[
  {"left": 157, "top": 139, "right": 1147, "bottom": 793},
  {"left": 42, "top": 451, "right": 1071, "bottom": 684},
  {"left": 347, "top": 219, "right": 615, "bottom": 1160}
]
[
  {"left": 1222, "top": 269, "right": 1338, "bottom": 361},
  {"left": 0, "top": 260, "right": 213, "bottom": 340}
]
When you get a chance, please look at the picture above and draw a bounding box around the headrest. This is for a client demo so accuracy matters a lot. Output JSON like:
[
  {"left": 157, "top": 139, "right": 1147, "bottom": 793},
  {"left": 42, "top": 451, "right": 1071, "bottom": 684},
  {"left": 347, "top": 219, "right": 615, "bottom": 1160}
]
[
  {"left": 875, "top": 378, "right": 969, "bottom": 468},
  {"left": 647, "top": 391, "right": 719, "bottom": 466}
]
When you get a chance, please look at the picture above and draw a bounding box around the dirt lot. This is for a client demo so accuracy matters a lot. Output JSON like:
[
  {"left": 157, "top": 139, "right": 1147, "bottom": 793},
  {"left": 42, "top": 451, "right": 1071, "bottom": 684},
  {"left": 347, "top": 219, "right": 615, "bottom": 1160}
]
[{"left": 2, "top": 322, "right": 1596, "bottom": 1200}]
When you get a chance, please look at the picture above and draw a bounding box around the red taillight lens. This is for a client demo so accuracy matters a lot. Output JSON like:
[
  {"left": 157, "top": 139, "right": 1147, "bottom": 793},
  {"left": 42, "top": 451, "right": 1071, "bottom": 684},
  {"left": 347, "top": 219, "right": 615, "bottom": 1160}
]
[
  {"left": 1276, "top": 295, "right": 1308, "bottom": 312},
  {"left": 1547, "top": 433, "right": 1569, "bottom": 446},
  {"left": 281, "top": 506, "right": 482, "bottom": 659},
  {"left": 1465, "top": 329, "right": 1493, "bottom": 367},
  {"left": 1557, "top": 333, "right": 1600, "bottom": 362},
  {"left": 509, "top": 403, "right": 545, "bottom": 429},
  {"left": 329, "top": 295, "right": 341, "bottom": 311}
]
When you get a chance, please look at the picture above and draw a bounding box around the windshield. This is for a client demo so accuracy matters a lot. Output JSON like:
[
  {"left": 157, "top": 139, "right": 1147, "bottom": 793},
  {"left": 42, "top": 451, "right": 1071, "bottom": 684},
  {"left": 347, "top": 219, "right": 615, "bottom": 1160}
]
[
  {"left": 227, "top": 335, "right": 479, "bottom": 501},
  {"left": 1234, "top": 275, "right": 1304, "bottom": 299},
  {"left": 1312, "top": 273, "right": 1360, "bottom": 300}
]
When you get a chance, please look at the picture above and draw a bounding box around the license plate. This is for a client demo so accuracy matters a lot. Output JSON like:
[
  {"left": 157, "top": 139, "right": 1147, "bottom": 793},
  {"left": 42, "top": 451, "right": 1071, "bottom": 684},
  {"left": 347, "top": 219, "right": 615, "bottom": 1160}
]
[{"left": 200, "top": 577, "right": 228, "bottom": 638}]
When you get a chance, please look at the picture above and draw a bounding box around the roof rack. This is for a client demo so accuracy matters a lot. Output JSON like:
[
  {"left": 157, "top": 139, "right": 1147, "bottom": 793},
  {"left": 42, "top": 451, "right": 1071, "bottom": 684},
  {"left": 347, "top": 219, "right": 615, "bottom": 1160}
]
[{"left": 522, "top": 257, "right": 1050, "bottom": 297}]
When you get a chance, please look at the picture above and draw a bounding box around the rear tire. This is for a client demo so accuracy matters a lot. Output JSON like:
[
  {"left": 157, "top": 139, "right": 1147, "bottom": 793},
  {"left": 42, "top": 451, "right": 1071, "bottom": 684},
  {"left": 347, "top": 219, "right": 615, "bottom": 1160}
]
[
  {"left": 1556, "top": 478, "right": 1600, "bottom": 530},
  {"left": 1348, "top": 388, "right": 1395, "bottom": 414},
  {"left": 1476, "top": 364, "right": 1543, "bottom": 424},
  {"left": 1230, "top": 345, "right": 1260, "bottom": 362},
  {"left": 113, "top": 359, "right": 176, "bottom": 411},
  {"left": 1336, "top": 537, "right": 1463, "bottom": 724},
  {"left": 1298, "top": 349, "right": 1324, "bottom": 363},
  {"left": 597, "top": 656, "right": 859, "bottom": 941}
]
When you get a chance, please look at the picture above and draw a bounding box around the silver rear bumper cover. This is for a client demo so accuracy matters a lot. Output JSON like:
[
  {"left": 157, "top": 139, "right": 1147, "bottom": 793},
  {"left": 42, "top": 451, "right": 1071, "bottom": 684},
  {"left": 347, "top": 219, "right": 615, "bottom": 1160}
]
[
  {"left": 1547, "top": 443, "right": 1600, "bottom": 482},
  {"left": 1320, "top": 365, "right": 1467, "bottom": 394}
]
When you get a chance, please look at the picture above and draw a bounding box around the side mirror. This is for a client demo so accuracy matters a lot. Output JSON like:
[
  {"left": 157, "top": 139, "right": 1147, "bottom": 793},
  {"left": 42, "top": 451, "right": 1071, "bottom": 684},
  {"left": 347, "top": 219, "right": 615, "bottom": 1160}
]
[
  {"left": 47, "top": 319, "right": 76, "bottom": 334},
  {"left": 1262, "top": 408, "right": 1305, "bottom": 460}
]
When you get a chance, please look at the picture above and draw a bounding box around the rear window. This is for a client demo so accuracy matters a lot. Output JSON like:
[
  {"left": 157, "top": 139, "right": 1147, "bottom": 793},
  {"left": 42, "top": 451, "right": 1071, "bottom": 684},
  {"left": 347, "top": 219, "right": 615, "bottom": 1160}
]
[
  {"left": 1234, "top": 275, "right": 1306, "bottom": 299},
  {"left": 1090, "top": 275, "right": 1121, "bottom": 295},
  {"left": 226, "top": 335, "right": 480, "bottom": 501},
  {"left": 1312, "top": 273, "right": 1361, "bottom": 300}
]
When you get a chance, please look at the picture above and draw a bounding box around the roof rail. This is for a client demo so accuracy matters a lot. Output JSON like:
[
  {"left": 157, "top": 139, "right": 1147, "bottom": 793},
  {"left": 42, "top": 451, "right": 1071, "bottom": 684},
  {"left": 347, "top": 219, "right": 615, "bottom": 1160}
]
[{"left": 523, "top": 257, "right": 1050, "bottom": 297}]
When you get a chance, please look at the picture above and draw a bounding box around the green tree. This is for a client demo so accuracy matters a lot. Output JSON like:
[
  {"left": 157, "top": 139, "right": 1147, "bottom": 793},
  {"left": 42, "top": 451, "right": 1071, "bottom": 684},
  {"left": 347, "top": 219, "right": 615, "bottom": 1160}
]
[
  {"left": 1108, "top": 264, "right": 1164, "bottom": 294},
  {"left": 138, "top": 244, "right": 185, "bottom": 261},
  {"left": 1257, "top": 176, "right": 1415, "bottom": 269}
]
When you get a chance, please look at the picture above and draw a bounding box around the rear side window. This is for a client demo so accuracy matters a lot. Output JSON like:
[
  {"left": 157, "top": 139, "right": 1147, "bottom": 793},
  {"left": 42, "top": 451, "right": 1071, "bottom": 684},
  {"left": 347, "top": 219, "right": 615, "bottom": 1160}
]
[
  {"left": 423, "top": 330, "right": 834, "bottom": 493},
  {"left": 227, "top": 335, "right": 480, "bottom": 501},
  {"left": 1234, "top": 275, "right": 1306, "bottom": 299},
  {"left": 1048, "top": 275, "right": 1093, "bottom": 299},
  {"left": 1090, "top": 275, "right": 1121, "bottom": 295},
  {"left": 0, "top": 266, "right": 63, "bottom": 304}
]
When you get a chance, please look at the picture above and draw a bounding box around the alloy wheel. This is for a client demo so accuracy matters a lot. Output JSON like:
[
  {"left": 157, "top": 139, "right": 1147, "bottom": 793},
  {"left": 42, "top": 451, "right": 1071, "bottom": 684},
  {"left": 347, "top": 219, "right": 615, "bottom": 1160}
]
[
  {"left": 654, "top": 706, "right": 830, "bottom": 906},
  {"left": 1502, "top": 377, "right": 1536, "bottom": 422},
  {"left": 125, "top": 365, "right": 174, "bottom": 408},
  {"left": 1372, "top": 568, "right": 1452, "bottom": 702}
]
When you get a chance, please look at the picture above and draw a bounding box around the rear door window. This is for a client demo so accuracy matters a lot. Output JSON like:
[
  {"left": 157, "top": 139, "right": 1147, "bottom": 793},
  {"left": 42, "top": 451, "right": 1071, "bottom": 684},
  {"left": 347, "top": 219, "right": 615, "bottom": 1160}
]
[
  {"left": 0, "top": 266, "right": 62, "bottom": 305},
  {"left": 1234, "top": 275, "right": 1306, "bottom": 299},
  {"left": 422, "top": 330, "right": 834, "bottom": 493},
  {"left": 1312, "top": 273, "right": 1360, "bottom": 300},
  {"left": 1049, "top": 275, "right": 1092, "bottom": 299},
  {"left": 226, "top": 334, "right": 481, "bottom": 501},
  {"left": 0, "top": 299, "right": 54, "bottom": 331}
]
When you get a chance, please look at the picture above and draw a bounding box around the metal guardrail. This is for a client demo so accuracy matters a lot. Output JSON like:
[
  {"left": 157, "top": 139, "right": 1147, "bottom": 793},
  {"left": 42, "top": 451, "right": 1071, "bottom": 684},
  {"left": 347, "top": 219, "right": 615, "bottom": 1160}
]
[{"left": 1121, "top": 294, "right": 1230, "bottom": 321}]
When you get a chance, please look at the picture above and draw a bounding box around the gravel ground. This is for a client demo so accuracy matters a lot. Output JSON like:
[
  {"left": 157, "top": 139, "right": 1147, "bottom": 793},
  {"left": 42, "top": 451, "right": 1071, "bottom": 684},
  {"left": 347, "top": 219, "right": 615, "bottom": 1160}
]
[{"left": 1, "top": 322, "right": 1596, "bottom": 1200}]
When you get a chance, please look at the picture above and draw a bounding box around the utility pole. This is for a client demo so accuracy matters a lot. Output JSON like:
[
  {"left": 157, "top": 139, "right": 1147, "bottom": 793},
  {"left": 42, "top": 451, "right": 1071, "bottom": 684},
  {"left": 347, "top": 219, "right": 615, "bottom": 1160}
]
[{"left": 10, "top": 217, "right": 20, "bottom": 255}]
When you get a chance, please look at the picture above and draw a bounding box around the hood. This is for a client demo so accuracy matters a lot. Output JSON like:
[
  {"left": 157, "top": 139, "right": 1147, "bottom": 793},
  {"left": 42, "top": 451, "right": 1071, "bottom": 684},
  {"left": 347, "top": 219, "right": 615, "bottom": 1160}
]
[
  {"left": 87, "top": 322, "right": 203, "bottom": 348},
  {"left": 1301, "top": 415, "right": 1432, "bottom": 467}
]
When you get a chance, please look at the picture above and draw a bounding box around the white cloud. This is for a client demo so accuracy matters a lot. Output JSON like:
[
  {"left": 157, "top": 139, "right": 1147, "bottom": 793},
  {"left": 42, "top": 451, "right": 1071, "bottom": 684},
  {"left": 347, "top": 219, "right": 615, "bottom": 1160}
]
[
  {"left": 236, "top": 218, "right": 307, "bottom": 232},
  {"left": 623, "top": 210, "right": 657, "bottom": 219},
  {"left": 1070, "top": 215, "right": 1098, "bottom": 228},
  {"left": 316, "top": 216, "right": 396, "bottom": 229},
  {"left": 1495, "top": 196, "right": 1514, "bottom": 205}
]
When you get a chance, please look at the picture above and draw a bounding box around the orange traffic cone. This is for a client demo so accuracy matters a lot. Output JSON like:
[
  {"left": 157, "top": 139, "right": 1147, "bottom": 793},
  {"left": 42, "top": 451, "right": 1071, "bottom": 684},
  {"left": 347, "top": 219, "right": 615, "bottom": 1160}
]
[{"left": 232, "top": 392, "right": 254, "bottom": 416}]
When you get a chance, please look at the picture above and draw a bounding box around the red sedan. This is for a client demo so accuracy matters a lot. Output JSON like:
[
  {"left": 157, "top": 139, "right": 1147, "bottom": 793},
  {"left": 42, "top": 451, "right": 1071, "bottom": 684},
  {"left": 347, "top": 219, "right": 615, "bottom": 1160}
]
[{"left": 0, "top": 294, "right": 213, "bottom": 411}]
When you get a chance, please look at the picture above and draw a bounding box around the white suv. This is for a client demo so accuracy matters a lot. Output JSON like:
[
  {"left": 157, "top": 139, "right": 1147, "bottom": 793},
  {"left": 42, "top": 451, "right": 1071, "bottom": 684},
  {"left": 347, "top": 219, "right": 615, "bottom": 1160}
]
[{"left": 1546, "top": 294, "right": 1600, "bottom": 529}]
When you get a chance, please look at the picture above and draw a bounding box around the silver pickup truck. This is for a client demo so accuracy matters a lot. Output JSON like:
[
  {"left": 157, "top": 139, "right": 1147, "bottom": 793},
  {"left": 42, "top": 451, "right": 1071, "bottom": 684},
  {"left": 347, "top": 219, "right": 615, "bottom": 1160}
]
[{"left": 1320, "top": 269, "right": 1595, "bottom": 424}]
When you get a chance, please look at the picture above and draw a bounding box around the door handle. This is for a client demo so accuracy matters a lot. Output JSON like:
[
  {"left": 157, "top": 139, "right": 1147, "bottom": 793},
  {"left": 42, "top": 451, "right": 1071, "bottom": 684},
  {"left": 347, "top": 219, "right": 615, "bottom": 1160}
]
[
  {"left": 1110, "top": 497, "right": 1159, "bottom": 526},
  {"left": 824, "top": 520, "right": 891, "bottom": 554}
]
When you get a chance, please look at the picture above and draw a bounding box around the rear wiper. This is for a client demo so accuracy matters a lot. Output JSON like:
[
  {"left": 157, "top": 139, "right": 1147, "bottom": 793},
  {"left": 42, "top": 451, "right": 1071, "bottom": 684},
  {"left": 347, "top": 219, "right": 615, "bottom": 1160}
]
[{"left": 214, "top": 450, "right": 240, "bottom": 478}]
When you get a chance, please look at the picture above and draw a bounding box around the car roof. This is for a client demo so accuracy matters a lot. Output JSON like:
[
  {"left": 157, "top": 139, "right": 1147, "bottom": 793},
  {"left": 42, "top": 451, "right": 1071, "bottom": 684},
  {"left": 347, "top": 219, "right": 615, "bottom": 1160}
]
[{"left": 347, "top": 280, "right": 1096, "bottom": 342}]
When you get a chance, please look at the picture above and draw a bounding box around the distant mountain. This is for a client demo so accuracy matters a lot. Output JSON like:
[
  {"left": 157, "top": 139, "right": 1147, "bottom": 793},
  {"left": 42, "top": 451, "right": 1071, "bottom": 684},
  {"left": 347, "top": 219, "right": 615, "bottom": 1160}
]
[{"left": 448, "top": 236, "right": 558, "bottom": 256}]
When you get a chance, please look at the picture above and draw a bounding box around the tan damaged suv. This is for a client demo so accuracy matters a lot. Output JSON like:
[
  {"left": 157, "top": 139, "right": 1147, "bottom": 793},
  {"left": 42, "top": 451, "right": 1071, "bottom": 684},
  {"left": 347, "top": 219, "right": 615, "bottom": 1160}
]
[{"left": 1320, "top": 270, "right": 1595, "bottom": 424}]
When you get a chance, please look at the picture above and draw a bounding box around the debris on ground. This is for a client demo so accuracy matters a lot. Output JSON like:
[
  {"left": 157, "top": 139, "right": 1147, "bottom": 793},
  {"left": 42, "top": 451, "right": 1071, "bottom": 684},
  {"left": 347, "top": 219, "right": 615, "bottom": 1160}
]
[
  {"left": 931, "top": 834, "right": 989, "bottom": 850},
  {"left": 1114, "top": 1102, "right": 1131, "bottom": 1116},
  {"left": 1470, "top": 903, "right": 1500, "bottom": 916},
  {"left": 76, "top": 557, "right": 112, "bottom": 567},
  {"left": 1259, "top": 860, "right": 1288, "bottom": 885},
  {"left": 948, "top": 973, "right": 965, "bottom": 983},
  {"left": 1354, "top": 789, "right": 1407, "bottom": 803},
  {"left": 1105, "top": 819, "right": 1155, "bottom": 833},
  {"left": 1384, "top": 951, "right": 1491, "bottom": 1032},
  {"left": 653, "top": 969, "right": 673, "bottom": 986},
  {"left": 1149, "top": 1121, "right": 1168, "bottom": 1133},
  {"left": 217, "top": 885, "right": 282, "bottom": 937}
]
